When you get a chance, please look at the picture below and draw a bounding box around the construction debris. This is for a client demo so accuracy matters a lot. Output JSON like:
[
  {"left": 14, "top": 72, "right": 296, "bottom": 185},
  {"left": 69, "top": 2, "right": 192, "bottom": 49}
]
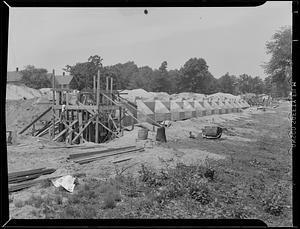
[
  {"left": 52, "top": 175, "right": 76, "bottom": 192},
  {"left": 8, "top": 168, "right": 56, "bottom": 193},
  {"left": 202, "top": 126, "right": 223, "bottom": 139}
]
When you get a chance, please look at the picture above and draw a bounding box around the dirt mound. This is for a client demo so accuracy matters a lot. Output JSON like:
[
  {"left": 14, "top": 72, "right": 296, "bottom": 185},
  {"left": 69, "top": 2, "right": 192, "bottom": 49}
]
[
  {"left": 170, "top": 92, "right": 206, "bottom": 100},
  {"left": 6, "top": 98, "right": 52, "bottom": 132},
  {"left": 207, "top": 92, "right": 239, "bottom": 100},
  {"left": 6, "top": 84, "right": 42, "bottom": 100},
  {"left": 120, "top": 89, "right": 154, "bottom": 102}
]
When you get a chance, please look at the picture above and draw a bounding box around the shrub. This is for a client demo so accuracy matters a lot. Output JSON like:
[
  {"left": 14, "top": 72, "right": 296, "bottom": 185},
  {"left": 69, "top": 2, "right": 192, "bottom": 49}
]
[
  {"left": 103, "top": 193, "right": 116, "bottom": 209},
  {"left": 14, "top": 200, "right": 25, "bottom": 208}
]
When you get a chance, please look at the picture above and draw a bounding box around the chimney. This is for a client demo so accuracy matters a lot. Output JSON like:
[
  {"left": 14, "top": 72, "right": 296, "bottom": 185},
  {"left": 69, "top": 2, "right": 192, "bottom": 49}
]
[
  {"left": 16, "top": 67, "right": 18, "bottom": 72},
  {"left": 63, "top": 72, "right": 65, "bottom": 76}
]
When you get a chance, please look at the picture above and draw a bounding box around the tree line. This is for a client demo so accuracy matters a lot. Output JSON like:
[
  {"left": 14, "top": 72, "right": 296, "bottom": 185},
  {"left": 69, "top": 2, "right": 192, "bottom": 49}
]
[{"left": 18, "top": 26, "right": 291, "bottom": 98}]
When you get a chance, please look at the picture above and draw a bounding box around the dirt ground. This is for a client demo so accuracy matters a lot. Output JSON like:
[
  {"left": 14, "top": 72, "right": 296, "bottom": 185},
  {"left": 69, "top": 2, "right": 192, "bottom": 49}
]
[{"left": 7, "top": 100, "right": 292, "bottom": 225}]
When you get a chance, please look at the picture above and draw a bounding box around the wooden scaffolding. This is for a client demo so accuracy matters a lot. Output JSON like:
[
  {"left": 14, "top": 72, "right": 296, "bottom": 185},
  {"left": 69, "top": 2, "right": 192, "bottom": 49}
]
[{"left": 19, "top": 69, "right": 139, "bottom": 144}]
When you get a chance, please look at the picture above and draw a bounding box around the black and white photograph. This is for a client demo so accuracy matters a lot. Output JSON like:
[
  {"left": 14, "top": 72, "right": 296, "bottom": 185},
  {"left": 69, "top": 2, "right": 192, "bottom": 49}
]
[{"left": 4, "top": 1, "right": 293, "bottom": 227}]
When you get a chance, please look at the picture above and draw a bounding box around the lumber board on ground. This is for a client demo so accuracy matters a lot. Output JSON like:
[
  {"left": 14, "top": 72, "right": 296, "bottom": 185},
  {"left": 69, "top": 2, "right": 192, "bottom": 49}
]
[
  {"left": 76, "top": 147, "right": 144, "bottom": 164},
  {"left": 112, "top": 157, "right": 132, "bottom": 164},
  {"left": 8, "top": 168, "right": 56, "bottom": 183},
  {"left": 8, "top": 167, "right": 46, "bottom": 179},
  {"left": 9, "top": 174, "right": 41, "bottom": 184},
  {"left": 8, "top": 172, "right": 86, "bottom": 193},
  {"left": 68, "top": 145, "right": 136, "bottom": 160}
]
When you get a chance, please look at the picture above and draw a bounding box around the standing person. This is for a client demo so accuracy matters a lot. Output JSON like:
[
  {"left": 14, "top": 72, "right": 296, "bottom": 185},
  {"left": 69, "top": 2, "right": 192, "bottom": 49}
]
[{"left": 60, "top": 102, "right": 66, "bottom": 122}]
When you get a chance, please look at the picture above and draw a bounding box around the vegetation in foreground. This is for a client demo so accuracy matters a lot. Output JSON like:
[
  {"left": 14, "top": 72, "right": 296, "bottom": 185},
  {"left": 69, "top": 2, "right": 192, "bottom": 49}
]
[{"left": 17, "top": 157, "right": 291, "bottom": 225}]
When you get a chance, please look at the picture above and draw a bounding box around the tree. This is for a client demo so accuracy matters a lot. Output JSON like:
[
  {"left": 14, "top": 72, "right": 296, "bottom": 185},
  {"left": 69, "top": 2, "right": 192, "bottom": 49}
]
[
  {"left": 263, "top": 26, "right": 292, "bottom": 97},
  {"left": 113, "top": 61, "right": 139, "bottom": 89},
  {"left": 167, "top": 69, "right": 182, "bottom": 94},
  {"left": 151, "top": 61, "right": 172, "bottom": 93},
  {"left": 128, "top": 66, "right": 154, "bottom": 91},
  {"left": 217, "top": 73, "right": 238, "bottom": 95},
  {"left": 178, "top": 58, "right": 216, "bottom": 94},
  {"left": 251, "top": 76, "right": 264, "bottom": 94},
  {"left": 63, "top": 55, "right": 103, "bottom": 90},
  {"left": 20, "top": 65, "right": 51, "bottom": 89}
]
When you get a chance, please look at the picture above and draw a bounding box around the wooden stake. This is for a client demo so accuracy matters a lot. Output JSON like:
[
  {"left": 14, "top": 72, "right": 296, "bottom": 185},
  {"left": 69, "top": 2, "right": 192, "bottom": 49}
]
[
  {"left": 95, "top": 69, "right": 100, "bottom": 143},
  {"left": 79, "top": 111, "right": 83, "bottom": 144},
  {"left": 52, "top": 69, "right": 55, "bottom": 139}
]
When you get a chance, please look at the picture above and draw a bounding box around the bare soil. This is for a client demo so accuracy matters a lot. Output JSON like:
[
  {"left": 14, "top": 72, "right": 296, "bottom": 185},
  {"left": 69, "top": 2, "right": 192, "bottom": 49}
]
[{"left": 7, "top": 100, "right": 292, "bottom": 226}]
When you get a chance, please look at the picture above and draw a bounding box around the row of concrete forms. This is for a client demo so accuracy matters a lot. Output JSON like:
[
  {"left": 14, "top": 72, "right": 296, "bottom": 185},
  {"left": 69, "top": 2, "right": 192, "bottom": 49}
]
[
  {"left": 136, "top": 97, "right": 250, "bottom": 122},
  {"left": 19, "top": 69, "right": 139, "bottom": 144}
]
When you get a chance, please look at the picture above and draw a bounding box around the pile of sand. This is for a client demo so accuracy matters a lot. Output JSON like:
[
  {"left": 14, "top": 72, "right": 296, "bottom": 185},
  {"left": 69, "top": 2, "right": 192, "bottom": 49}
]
[
  {"left": 170, "top": 92, "right": 206, "bottom": 100},
  {"left": 149, "top": 92, "right": 170, "bottom": 101},
  {"left": 207, "top": 92, "right": 239, "bottom": 100},
  {"left": 6, "top": 84, "right": 42, "bottom": 100},
  {"left": 6, "top": 98, "right": 52, "bottom": 131},
  {"left": 120, "top": 89, "right": 154, "bottom": 102}
]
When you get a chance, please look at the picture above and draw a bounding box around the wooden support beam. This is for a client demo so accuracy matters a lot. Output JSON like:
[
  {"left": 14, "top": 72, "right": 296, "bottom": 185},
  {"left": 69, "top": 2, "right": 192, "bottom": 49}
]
[
  {"left": 72, "top": 114, "right": 97, "bottom": 143},
  {"left": 108, "top": 114, "right": 119, "bottom": 134},
  {"left": 37, "top": 120, "right": 60, "bottom": 137},
  {"left": 53, "top": 120, "right": 78, "bottom": 141},
  {"left": 98, "top": 120, "right": 118, "bottom": 137},
  {"left": 93, "top": 75, "right": 96, "bottom": 94},
  {"left": 95, "top": 69, "right": 100, "bottom": 143},
  {"left": 19, "top": 107, "right": 52, "bottom": 135},
  {"left": 52, "top": 69, "right": 56, "bottom": 139},
  {"left": 78, "top": 112, "right": 83, "bottom": 144}
]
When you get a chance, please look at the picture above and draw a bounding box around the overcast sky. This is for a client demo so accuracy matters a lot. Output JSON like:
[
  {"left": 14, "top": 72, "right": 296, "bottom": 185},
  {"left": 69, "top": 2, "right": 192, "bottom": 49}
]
[{"left": 7, "top": 2, "right": 292, "bottom": 78}]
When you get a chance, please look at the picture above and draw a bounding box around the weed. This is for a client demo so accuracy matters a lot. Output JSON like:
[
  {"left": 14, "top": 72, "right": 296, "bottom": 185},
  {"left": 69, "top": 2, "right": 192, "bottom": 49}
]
[
  {"left": 14, "top": 199, "right": 25, "bottom": 208},
  {"left": 103, "top": 193, "right": 116, "bottom": 209},
  {"left": 25, "top": 194, "right": 44, "bottom": 208}
]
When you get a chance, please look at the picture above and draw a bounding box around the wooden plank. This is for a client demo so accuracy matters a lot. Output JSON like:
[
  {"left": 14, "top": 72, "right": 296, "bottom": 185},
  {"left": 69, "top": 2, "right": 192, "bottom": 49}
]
[
  {"left": 77, "top": 147, "right": 144, "bottom": 164},
  {"left": 53, "top": 105, "right": 98, "bottom": 111},
  {"left": 95, "top": 69, "right": 100, "bottom": 143},
  {"left": 112, "top": 157, "right": 132, "bottom": 164},
  {"left": 53, "top": 120, "right": 78, "bottom": 141},
  {"left": 8, "top": 167, "right": 46, "bottom": 179},
  {"left": 79, "top": 112, "right": 83, "bottom": 144},
  {"left": 18, "top": 107, "right": 52, "bottom": 135},
  {"left": 98, "top": 120, "right": 118, "bottom": 137},
  {"left": 36, "top": 120, "right": 60, "bottom": 137},
  {"left": 72, "top": 114, "right": 97, "bottom": 144},
  {"left": 68, "top": 145, "right": 136, "bottom": 160}
]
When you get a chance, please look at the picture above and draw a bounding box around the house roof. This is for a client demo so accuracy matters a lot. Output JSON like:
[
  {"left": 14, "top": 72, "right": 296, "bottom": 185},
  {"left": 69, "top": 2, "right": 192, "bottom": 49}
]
[
  {"left": 46, "top": 73, "right": 73, "bottom": 85},
  {"left": 7, "top": 71, "right": 22, "bottom": 82},
  {"left": 55, "top": 75, "right": 73, "bottom": 85}
]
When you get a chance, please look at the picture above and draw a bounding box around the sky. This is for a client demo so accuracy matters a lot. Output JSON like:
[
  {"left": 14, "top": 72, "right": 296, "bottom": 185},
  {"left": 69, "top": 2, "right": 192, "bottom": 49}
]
[{"left": 7, "top": 2, "right": 292, "bottom": 79}]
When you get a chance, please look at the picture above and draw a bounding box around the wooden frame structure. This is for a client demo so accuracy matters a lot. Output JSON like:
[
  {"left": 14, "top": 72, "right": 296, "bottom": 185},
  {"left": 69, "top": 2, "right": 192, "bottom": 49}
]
[{"left": 20, "top": 69, "right": 139, "bottom": 144}]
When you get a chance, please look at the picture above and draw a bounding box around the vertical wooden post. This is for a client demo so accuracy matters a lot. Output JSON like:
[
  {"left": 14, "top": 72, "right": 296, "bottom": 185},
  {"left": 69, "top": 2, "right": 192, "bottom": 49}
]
[
  {"left": 52, "top": 69, "right": 55, "bottom": 139},
  {"left": 110, "top": 77, "right": 113, "bottom": 106},
  {"left": 106, "top": 77, "right": 109, "bottom": 105},
  {"left": 93, "top": 75, "right": 96, "bottom": 95},
  {"left": 89, "top": 123, "right": 92, "bottom": 142},
  {"left": 79, "top": 111, "right": 83, "bottom": 144},
  {"left": 95, "top": 69, "right": 100, "bottom": 143}
]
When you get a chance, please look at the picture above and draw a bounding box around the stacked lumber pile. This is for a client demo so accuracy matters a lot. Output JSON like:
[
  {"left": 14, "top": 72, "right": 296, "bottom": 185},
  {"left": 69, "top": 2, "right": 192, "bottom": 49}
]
[
  {"left": 68, "top": 145, "right": 144, "bottom": 165},
  {"left": 8, "top": 167, "right": 56, "bottom": 192}
]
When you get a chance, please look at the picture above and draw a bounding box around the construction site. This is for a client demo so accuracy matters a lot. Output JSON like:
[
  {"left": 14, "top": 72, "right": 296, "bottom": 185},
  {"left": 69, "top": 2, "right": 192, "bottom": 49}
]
[{"left": 5, "top": 67, "right": 292, "bottom": 226}]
